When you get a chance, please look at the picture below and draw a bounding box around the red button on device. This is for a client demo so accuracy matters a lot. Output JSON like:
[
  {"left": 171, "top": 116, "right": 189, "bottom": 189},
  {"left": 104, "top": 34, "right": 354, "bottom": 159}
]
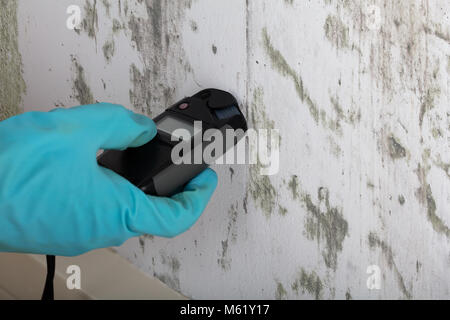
[{"left": 178, "top": 103, "right": 189, "bottom": 110}]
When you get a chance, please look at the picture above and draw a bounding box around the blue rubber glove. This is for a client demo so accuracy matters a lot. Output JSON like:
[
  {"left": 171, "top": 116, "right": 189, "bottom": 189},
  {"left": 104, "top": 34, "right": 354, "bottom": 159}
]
[{"left": 0, "top": 103, "right": 217, "bottom": 256}]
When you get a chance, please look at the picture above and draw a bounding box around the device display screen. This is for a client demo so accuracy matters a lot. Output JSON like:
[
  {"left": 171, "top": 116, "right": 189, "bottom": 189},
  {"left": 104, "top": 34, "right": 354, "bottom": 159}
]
[{"left": 157, "top": 116, "right": 196, "bottom": 140}]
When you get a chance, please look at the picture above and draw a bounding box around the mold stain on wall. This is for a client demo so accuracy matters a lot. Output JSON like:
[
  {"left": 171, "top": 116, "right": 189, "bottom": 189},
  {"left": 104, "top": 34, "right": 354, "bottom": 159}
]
[
  {"left": 102, "top": 39, "right": 115, "bottom": 63},
  {"left": 248, "top": 161, "right": 278, "bottom": 218},
  {"left": 71, "top": 57, "right": 95, "bottom": 105},
  {"left": 262, "top": 27, "right": 360, "bottom": 138},
  {"left": 80, "top": 0, "right": 99, "bottom": 42},
  {"left": 127, "top": 0, "right": 194, "bottom": 116},
  {"left": 368, "top": 232, "right": 412, "bottom": 299},
  {"left": 153, "top": 252, "right": 181, "bottom": 292},
  {"left": 218, "top": 203, "right": 239, "bottom": 271},
  {"left": 247, "top": 87, "right": 282, "bottom": 218},
  {"left": 0, "top": 0, "right": 26, "bottom": 121},
  {"left": 324, "top": 14, "right": 349, "bottom": 50},
  {"left": 12, "top": 0, "right": 450, "bottom": 299},
  {"left": 286, "top": 175, "right": 348, "bottom": 271},
  {"left": 262, "top": 27, "right": 319, "bottom": 124},
  {"left": 303, "top": 187, "right": 348, "bottom": 271},
  {"left": 138, "top": 234, "right": 154, "bottom": 253},
  {"left": 387, "top": 135, "right": 407, "bottom": 160},
  {"left": 291, "top": 268, "right": 323, "bottom": 300},
  {"left": 419, "top": 87, "right": 441, "bottom": 128},
  {"left": 415, "top": 162, "right": 450, "bottom": 239},
  {"left": 73, "top": 0, "right": 195, "bottom": 116},
  {"left": 274, "top": 281, "right": 287, "bottom": 300}
]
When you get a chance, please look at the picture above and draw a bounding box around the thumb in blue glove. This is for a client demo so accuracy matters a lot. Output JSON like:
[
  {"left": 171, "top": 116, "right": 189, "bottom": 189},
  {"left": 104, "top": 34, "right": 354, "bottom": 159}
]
[{"left": 0, "top": 103, "right": 218, "bottom": 256}]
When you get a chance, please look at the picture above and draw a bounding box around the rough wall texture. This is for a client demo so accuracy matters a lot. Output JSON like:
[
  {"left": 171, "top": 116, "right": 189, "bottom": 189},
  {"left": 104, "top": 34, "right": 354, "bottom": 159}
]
[
  {"left": 2, "top": 0, "right": 449, "bottom": 299},
  {"left": 0, "top": 0, "right": 26, "bottom": 121}
]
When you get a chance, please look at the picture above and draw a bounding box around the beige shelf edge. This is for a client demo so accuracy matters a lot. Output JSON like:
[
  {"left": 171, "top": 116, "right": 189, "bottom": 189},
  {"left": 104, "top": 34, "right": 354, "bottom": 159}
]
[{"left": 0, "top": 248, "right": 186, "bottom": 300}]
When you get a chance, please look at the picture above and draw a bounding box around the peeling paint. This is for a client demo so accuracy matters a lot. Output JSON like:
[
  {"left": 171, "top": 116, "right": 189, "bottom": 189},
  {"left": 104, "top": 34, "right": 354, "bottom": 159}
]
[{"left": 0, "top": 0, "right": 26, "bottom": 121}]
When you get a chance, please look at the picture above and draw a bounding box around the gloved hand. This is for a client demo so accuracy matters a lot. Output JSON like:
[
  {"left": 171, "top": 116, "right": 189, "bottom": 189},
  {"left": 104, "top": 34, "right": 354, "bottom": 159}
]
[{"left": 0, "top": 103, "right": 218, "bottom": 256}]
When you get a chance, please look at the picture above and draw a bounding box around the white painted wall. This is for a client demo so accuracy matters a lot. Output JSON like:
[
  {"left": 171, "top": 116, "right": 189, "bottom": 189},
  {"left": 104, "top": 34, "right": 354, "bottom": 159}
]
[{"left": 7, "top": 0, "right": 450, "bottom": 299}]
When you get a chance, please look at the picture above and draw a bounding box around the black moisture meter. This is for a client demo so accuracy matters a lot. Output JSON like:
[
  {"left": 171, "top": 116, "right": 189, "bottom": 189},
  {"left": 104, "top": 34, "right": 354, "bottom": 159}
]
[{"left": 98, "top": 89, "right": 247, "bottom": 197}]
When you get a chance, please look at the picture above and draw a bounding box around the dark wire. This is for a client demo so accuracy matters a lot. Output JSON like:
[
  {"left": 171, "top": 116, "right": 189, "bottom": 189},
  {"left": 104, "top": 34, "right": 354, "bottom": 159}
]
[{"left": 41, "top": 255, "right": 55, "bottom": 300}]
